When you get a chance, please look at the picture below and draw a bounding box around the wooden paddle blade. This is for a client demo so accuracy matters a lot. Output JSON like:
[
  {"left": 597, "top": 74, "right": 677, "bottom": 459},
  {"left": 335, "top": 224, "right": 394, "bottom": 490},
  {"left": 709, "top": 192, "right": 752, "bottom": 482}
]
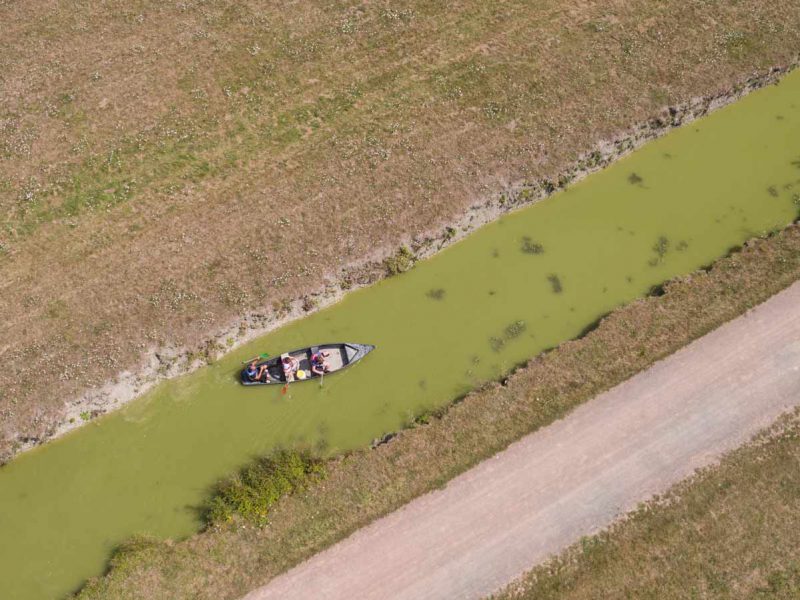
[{"left": 281, "top": 383, "right": 289, "bottom": 395}]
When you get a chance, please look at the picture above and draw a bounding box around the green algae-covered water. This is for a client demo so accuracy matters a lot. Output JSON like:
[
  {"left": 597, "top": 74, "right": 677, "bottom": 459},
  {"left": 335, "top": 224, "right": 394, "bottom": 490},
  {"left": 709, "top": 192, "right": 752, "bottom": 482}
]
[{"left": 2, "top": 71, "right": 800, "bottom": 599}]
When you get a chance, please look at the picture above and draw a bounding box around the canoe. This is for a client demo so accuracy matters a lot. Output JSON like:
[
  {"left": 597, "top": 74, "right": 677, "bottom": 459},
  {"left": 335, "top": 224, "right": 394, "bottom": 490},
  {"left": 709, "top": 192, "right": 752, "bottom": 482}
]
[{"left": 240, "top": 342, "right": 375, "bottom": 385}]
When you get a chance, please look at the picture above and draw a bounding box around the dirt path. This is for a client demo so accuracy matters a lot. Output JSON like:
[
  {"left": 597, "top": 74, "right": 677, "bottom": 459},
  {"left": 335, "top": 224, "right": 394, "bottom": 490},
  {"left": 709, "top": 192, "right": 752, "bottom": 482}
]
[{"left": 244, "top": 281, "right": 800, "bottom": 600}]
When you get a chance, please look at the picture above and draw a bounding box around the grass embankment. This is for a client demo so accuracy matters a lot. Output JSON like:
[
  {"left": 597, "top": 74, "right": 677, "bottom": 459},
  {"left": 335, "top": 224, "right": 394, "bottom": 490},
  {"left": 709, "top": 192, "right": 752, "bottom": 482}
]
[
  {"left": 492, "top": 410, "right": 800, "bottom": 600},
  {"left": 3, "top": 0, "right": 800, "bottom": 460},
  {"left": 75, "top": 223, "right": 800, "bottom": 599}
]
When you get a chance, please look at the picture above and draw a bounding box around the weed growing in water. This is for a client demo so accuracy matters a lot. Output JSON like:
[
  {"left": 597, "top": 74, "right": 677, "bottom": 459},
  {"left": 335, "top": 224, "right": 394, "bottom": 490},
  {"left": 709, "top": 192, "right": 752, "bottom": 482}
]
[
  {"left": 648, "top": 235, "right": 670, "bottom": 266},
  {"left": 426, "top": 288, "right": 446, "bottom": 300},
  {"left": 628, "top": 172, "right": 644, "bottom": 185},
  {"left": 547, "top": 274, "right": 563, "bottom": 294},
  {"left": 767, "top": 185, "right": 779, "bottom": 198},
  {"left": 490, "top": 320, "right": 528, "bottom": 351},
  {"left": 676, "top": 240, "right": 689, "bottom": 251},
  {"left": 654, "top": 236, "right": 670, "bottom": 257},
  {"left": 504, "top": 320, "right": 527, "bottom": 339},
  {"left": 521, "top": 236, "right": 544, "bottom": 254}
]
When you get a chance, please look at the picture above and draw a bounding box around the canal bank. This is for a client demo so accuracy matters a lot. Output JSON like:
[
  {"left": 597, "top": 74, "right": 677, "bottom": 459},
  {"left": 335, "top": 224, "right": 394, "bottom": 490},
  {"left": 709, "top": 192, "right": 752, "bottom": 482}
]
[{"left": 2, "top": 68, "right": 800, "bottom": 600}]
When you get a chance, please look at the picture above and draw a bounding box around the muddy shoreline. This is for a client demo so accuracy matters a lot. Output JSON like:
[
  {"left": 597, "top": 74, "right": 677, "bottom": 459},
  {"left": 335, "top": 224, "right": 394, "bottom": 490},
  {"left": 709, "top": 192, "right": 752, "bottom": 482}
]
[{"left": 7, "top": 61, "right": 797, "bottom": 464}]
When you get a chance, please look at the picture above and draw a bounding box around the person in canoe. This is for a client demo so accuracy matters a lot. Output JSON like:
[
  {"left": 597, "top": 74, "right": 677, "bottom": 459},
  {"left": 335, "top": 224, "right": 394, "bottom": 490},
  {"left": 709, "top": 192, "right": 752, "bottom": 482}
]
[
  {"left": 245, "top": 360, "right": 272, "bottom": 382},
  {"left": 281, "top": 355, "right": 300, "bottom": 379},
  {"left": 310, "top": 350, "right": 331, "bottom": 376}
]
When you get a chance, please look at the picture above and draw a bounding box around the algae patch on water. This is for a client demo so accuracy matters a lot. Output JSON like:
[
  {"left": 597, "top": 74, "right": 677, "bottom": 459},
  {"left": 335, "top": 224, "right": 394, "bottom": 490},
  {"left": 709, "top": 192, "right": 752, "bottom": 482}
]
[
  {"left": 490, "top": 320, "right": 528, "bottom": 352},
  {"left": 520, "top": 236, "right": 545, "bottom": 254},
  {"left": 426, "top": 288, "right": 446, "bottom": 300},
  {"left": 547, "top": 274, "right": 564, "bottom": 294},
  {"left": 648, "top": 236, "right": 671, "bottom": 266}
]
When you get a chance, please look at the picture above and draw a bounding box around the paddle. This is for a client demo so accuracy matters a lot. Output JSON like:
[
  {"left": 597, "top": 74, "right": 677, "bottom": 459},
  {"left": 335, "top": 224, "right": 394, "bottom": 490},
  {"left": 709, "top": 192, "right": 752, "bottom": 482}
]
[{"left": 241, "top": 352, "right": 270, "bottom": 365}]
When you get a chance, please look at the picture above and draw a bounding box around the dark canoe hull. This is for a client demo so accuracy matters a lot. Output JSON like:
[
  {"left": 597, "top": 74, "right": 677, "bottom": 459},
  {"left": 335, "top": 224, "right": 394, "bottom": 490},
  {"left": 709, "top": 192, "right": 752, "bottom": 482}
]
[{"left": 240, "top": 342, "right": 375, "bottom": 385}]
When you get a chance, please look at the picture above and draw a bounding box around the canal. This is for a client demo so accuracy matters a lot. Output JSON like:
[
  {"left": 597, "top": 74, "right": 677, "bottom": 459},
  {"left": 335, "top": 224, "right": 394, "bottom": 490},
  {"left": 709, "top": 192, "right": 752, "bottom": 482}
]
[{"left": 1, "top": 70, "right": 799, "bottom": 599}]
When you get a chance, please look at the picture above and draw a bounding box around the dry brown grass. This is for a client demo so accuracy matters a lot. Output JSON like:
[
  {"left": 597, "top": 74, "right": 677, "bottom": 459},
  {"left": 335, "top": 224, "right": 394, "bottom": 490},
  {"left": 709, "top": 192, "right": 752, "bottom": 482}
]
[
  {"left": 493, "top": 409, "right": 800, "bottom": 600},
  {"left": 2, "top": 0, "right": 800, "bottom": 460},
  {"left": 74, "top": 223, "right": 800, "bottom": 599}
]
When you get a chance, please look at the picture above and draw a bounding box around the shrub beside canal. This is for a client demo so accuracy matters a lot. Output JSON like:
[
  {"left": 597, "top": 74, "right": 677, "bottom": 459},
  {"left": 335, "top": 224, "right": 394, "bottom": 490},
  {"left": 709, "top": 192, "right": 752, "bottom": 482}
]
[{"left": 206, "top": 450, "right": 325, "bottom": 526}]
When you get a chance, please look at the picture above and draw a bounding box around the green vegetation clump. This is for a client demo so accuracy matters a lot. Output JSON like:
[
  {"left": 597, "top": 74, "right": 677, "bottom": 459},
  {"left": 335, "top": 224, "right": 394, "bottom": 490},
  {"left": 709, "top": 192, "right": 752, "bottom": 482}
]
[
  {"left": 384, "top": 246, "right": 416, "bottom": 276},
  {"left": 490, "top": 320, "right": 528, "bottom": 351},
  {"left": 628, "top": 172, "right": 644, "bottom": 185},
  {"left": 489, "top": 336, "right": 505, "bottom": 352},
  {"left": 649, "top": 235, "right": 671, "bottom": 265},
  {"left": 504, "top": 320, "right": 527, "bottom": 339},
  {"left": 541, "top": 180, "right": 557, "bottom": 195},
  {"left": 521, "top": 237, "right": 545, "bottom": 255},
  {"left": 547, "top": 274, "right": 563, "bottom": 294},
  {"left": 426, "top": 288, "right": 446, "bottom": 300},
  {"left": 206, "top": 450, "right": 325, "bottom": 526}
]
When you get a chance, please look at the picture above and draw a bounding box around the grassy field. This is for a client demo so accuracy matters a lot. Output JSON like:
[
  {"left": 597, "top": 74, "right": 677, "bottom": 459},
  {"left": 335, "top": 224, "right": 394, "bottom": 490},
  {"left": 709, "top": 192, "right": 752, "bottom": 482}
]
[
  {"left": 2, "top": 0, "right": 800, "bottom": 460},
  {"left": 74, "top": 222, "right": 800, "bottom": 599},
  {"left": 492, "top": 409, "right": 800, "bottom": 600}
]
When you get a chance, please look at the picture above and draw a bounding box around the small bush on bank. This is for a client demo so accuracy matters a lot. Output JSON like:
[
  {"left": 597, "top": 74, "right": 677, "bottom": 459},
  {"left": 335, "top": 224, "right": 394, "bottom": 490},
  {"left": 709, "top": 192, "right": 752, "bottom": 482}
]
[
  {"left": 384, "top": 246, "right": 416, "bottom": 276},
  {"left": 205, "top": 450, "right": 325, "bottom": 526}
]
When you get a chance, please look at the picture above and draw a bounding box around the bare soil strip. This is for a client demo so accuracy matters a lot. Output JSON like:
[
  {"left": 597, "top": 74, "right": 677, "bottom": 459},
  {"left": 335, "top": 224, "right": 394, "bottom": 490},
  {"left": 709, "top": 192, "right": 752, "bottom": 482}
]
[{"left": 243, "top": 281, "right": 800, "bottom": 600}]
